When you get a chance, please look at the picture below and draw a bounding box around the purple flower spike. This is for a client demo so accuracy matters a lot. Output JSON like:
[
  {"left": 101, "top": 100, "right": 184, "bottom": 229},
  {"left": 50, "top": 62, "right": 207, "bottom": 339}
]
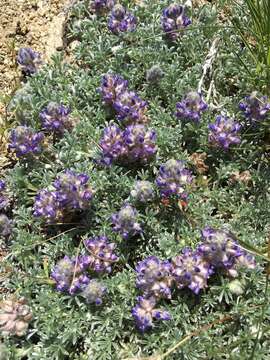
[
  {"left": 53, "top": 170, "right": 93, "bottom": 210},
  {"left": 84, "top": 235, "right": 118, "bottom": 273},
  {"left": 208, "top": 115, "right": 241, "bottom": 150},
  {"left": 51, "top": 256, "right": 90, "bottom": 295},
  {"left": 199, "top": 227, "right": 256, "bottom": 277},
  {"left": 172, "top": 248, "right": 212, "bottom": 294},
  {"left": 123, "top": 125, "right": 157, "bottom": 164},
  {"left": 17, "top": 48, "right": 43, "bottom": 75},
  {"left": 176, "top": 91, "right": 208, "bottom": 122},
  {"left": 39, "top": 102, "right": 73, "bottom": 134},
  {"left": 81, "top": 279, "right": 106, "bottom": 305},
  {"left": 111, "top": 203, "right": 142, "bottom": 239},
  {"left": 99, "top": 74, "right": 128, "bottom": 105},
  {"left": 0, "top": 214, "right": 12, "bottom": 237},
  {"left": 239, "top": 91, "right": 270, "bottom": 122},
  {"left": 132, "top": 296, "right": 171, "bottom": 332},
  {"left": 9, "top": 126, "right": 44, "bottom": 157},
  {"left": 90, "top": 0, "right": 115, "bottom": 14},
  {"left": 156, "top": 159, "right": 193, "bottom": 199},
  {"left": 161, "top": 4, "right": 191, "bottom": 41},
  {"left": 33, "top": 190, "right": 63, "bottom": 223},
  {"left": 99, "top": 124, "right": 127, "bottom": 165},
  {"left": 131, "top": 181, "right": 155, "bottom": 203},
  {"left": 136, "top": 256, "right": 173, "bottom": 299},
  {"left": 108, "top": 5, "right": 137, "bottom": 34},
  {"left": 113, "top": 90, "right": 148, "bottom": 125}
]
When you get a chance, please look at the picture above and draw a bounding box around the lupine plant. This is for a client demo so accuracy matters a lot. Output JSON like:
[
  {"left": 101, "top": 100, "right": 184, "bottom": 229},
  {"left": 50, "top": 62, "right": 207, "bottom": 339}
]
[{"left": 1, "top": 1, "right": 269, "bottom": 359}]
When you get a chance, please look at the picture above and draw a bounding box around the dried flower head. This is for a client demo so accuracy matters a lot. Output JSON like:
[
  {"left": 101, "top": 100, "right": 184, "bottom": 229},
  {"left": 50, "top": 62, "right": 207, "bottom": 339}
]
[
  {"left": 130, "top": 181, "right": 155, "bottom": 203},
  {"left": 81, "top": 280, "right": 106, "bottom": 305},
  {"left": 208, "top": 115, "right": 241, "bottom": 150},
  {"left": 175, "top": 91, "right": 207, "bottom": 122},
  {"left": 146, "top": 65, "right": 164, "bottom": 84},
  {"left": 0, "top": 214, "right": 12, "bottom": 238},
  {"left": 111, "top": 203, "right": 142, "bottom": 239},
  {"left": 189, "top": 152, "right": 209, "bottom": 174},
  {"left": 136, "top": 256, "right": 173, "bottom": 299},
  {"left": 39, "top": 102, "right": 74, "bottom": 134},
  {"left": 172, "top": 248, "right": 212, "bottom": 294},
  {"left": 161, "top": 4, "right": 191, "bottom": 41},
  {"left": 17, "top": 48, "right": 43, "bottom": 75},
  {"left": 0, "top": 298, "right": 32, "bottom": 336},
  {"left": 156, "top": 159, "right": 193, "bottom": 199},
  {"left": 84, "top": 235, "right": 118, "bottom": 273},
  {"left": 229, "top": 170, "right": 252, "bottom": 186},
  {"left": 108, "top": 5, "right": 137, "bottom": 34},
  {"left": 132, "top": 296, "right": 171, "bottom": 332},
  {"left": 239, "top": 92, "right": 270, "bottom": 122},
  {"left": 9, "top": 126, "right": 44, "bottom": 157}
]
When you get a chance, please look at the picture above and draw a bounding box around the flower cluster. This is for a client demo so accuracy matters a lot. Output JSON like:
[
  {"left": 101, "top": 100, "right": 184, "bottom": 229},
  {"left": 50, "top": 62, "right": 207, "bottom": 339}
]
[
  {"left": 161, "top": 4, "right": 191, "bottom": 41},
  {"left": 90, "top": 0, "right": 115, "bottom": 15},
  {"left": 108, "top": 5, "right": 136, "bottom": 34},
  {"left": 39, "top": 102, "right": 74, "bottom": 134},
  {"left": 81, "top": 280, "right": 107, "bottom": 305},
  {"left": 175, "top": 92, "right": 208, "bottom": 122},
  {"left": 132, "top": 296, "right": 171, "bottom": 332},
  {"left": 0, "top": 298, "right": 33, "bottom": 337},
  {"left": 198, "top": 227, "right": 256, "bottom": 277},
  {"left": 146, "top": 65, "right": 164, "bottom": 84},
  {"left": 51, "top": 255, "right": 90, "bottom": 295},
  {"left": 130, "top": 181, "right": 155, "bottom": 203},
  {"left": 171, "top": 248, "right": 212, "bottom": 294},
  {"left": 84, "top": 235, "right": 119, "bottom": 273},
  {"left": 239, "top": 92, "right": 270, "bottom": 122},
  {"left": 136, "top": 256, "right": 173, "bottom": 299},
  {"left": 208, "top": 115, "right": 241, "bottom": 150},
  {"left": 33, "top": 170, "right": 93, "bottom": 223},
  {"left": 132, "top": 227, "right": 255, "bottom": 331},
  {"left": 99, "top": 73, "right": 148, "bottom": 125},
  {"left": 9, "top": 126, "right": 44, "bottom": 157},
  {"left": 156, "top": 159, "right": 193, "bottom": 199},
  {"left": 17, "top": 48, "right": 42, "bottom": 75},
  {"left": 111, "top": 203, "right": 142, "bottom": 239},
  {"left": 99, "top": 124, "right": 157, "bottom": 166}
]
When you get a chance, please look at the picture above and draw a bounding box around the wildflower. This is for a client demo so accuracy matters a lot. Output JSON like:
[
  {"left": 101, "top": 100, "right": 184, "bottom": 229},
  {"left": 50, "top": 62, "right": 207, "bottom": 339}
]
[
  {"left": 130, "top": 181, "right": 155, "bottom": 203},
  {"left": 33, "top": 190, "right": 63, "bottom": 223},
  {"left": 17, "top": 48, "right": 42, "bottom": 75},
  {"left": 136, "top": 256, "right": 173, "bottom": 299},
  {"left": 208, "top": 115, "right": 241, "bottom": 150},
  {"left": 146, "top": 65, "right": 164, "bottom": 84},
  {"left": 0, "top": 298, "right": 32, "bottom": 337},
  {"left": 113, "top": 90, "right": 148, "bottom": 124},
  {"left": 99, "top": 124, "right": 127, "bottom": 165},
  {"left": 53, "top": 170, "right": 93, "bottom": 210},
  {"left": 156, "top": 159, "right": 193, "bottom": 199},
  {"left": 172, "top": 248, "right": 212, "bottom": 294},
  {"left": 0, "top": 214, "right": 12, "bottom": 237},
  {"left": 81, "top": 280, "right": 106, "bottom": 305},
  {"left": 161, "top": 4, "right": 191, "bottom": 41},
  {"left": 9, "top": 126, "right": 44, "bottom": 157},
  {"left": 122, "top": 125, "right": 157, "bottom": 164},
  {"left": 84, "top": 235, "right": 118, "bottom": 273},
  {"left": 239, "top": 92, "right": 270, "bottom": 122},
  {"left": 39, "top": 102, "right": 74, "bottom": 134},
  {"left": 51, "top": 256, "right": 90, "bottom": 295},
  {"left": 111, "top": 203, "right": 142, "bottom": 239},
  {"left": 175, "top": 91, "right": 207, "bottom": 122},
  {"left": 98, "top": 73, "right": 128, "bottom": 105},
  {"left": 198, "top": 227, "right": 256, "bottom": 277},
  {"left": 108, "top": 5, "right": 137, "bottom": 34},
  {"left": 132, "top": 296, "right": 171, "bottom": 332},
  {"left": 90, "top": 0, "right": 115, "bottom": 14}
]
